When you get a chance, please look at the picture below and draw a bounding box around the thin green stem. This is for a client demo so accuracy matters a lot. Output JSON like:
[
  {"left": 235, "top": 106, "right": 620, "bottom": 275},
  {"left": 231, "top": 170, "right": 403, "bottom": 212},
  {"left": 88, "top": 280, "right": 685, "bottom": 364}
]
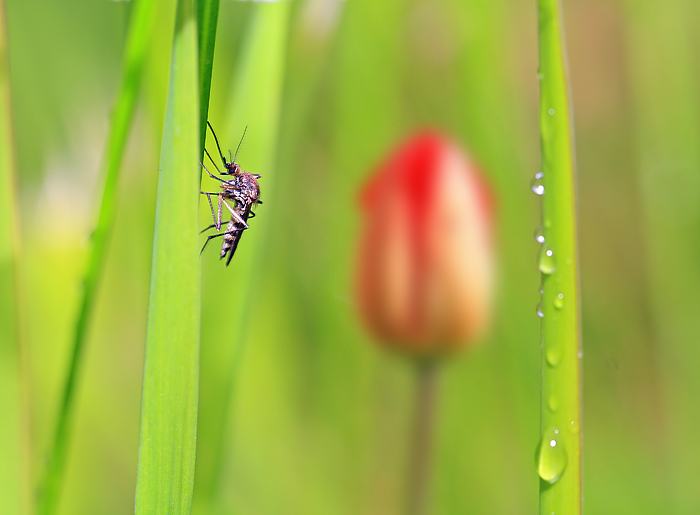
[
  {"left": 36, "top": 1, "right": 159, "bottom": 513},
  {"left": 405, "top": 360, "right": 439, "bottom": 515},
  {"left": 536, "top": 1, "right": 582, "bottom": 514}
]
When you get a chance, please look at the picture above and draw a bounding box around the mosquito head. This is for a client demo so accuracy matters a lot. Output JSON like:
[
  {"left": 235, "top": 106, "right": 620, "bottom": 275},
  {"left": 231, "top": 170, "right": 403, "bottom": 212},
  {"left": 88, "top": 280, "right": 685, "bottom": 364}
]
[{"left": 226, "top": 161, "right": 241, "bottom": 175}]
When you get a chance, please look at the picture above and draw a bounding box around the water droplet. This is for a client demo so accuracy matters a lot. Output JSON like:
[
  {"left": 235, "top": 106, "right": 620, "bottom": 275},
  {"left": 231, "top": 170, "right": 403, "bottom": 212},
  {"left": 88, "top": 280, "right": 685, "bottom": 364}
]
[
  {"left": 553, "top": 293, "right": 564, "bottom": 309},
  {"left": 537, "top": 71, "right": 544, "bottom": 80},
  {"left": 539, "top": 287, "right": 545, "bottom": 295},
  {"left": 538, "top": 245, "right": 556, "bottom": 274},
  {"left": 536, "top": 303, "right": 545, "bottom": 318},
  {"left": 577, "top": 349, "right": 583, "bottom": 359},
  {"left": 531, "top": 173, "right": 545, "bottom": 195},
  {"left": 548, "top": 394, "right": 560, "bottom": 412},
  {"left": 569, "top": 420, "right": 579, "bottom": 433},
  {"left": 537, "top": 427, "right": 568, "bottom": 484},
  {"left": 548, "top": 108, "right": 555, "bottom": 115},
  {"left": 546, "top": 345, "right": 562, "bottom": 367},
  {"left": 534, "top": 226, "right": 545, "bottom": 244}
]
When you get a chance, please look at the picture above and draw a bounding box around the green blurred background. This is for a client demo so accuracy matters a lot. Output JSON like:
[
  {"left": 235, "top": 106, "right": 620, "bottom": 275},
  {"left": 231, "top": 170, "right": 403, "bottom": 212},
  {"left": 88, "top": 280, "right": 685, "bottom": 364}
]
[{"left": 4, "top": 0, "right": 700, "bottom": 513}]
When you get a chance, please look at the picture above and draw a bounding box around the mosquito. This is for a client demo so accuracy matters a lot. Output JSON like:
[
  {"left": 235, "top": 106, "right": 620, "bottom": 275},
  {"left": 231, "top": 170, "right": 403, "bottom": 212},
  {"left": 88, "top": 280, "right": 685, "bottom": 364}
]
[{"left": 200, "top": 122, "right": 262, "bottom": 266}]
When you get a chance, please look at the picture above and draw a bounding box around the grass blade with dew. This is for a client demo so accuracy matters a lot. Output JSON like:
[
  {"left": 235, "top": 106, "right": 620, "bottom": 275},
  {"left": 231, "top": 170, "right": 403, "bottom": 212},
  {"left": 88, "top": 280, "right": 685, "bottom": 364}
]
[
  {"left": 194, "top": 2, "right": 291, "bottom": 512},
  {"left": 36, "top": 1, "right": 160, "bottom": 513},
  {"left": 197, "top": 0, "right": 220, "bottom": 154},
  {"left": 0, "top": 1, "right": 31, "bottom": 513},
  {"left": 133, "top": 0, "right": 200, "bottom": 511},
  {"left": 535, "top": 0, "right": 582, "bottom": 513}
]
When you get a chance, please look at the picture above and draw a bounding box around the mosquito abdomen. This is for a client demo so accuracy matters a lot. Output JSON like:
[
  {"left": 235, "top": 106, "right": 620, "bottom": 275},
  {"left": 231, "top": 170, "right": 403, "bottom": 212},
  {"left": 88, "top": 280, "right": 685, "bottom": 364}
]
[{"left": 220, "top": 219, "right": 237, "bottom": 260}]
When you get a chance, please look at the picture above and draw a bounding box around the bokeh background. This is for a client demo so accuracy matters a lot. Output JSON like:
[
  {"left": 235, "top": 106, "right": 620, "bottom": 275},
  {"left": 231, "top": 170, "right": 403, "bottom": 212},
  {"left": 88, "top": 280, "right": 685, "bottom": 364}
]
[{"left": 4, "top": 0, "right": 700, "bottom": 513}]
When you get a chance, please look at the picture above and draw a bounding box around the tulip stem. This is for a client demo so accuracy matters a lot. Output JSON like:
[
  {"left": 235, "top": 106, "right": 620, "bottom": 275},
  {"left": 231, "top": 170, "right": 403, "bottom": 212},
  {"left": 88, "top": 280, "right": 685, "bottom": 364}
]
[{"left": 406, "top": 359, "right": 439, "bottom": 515}]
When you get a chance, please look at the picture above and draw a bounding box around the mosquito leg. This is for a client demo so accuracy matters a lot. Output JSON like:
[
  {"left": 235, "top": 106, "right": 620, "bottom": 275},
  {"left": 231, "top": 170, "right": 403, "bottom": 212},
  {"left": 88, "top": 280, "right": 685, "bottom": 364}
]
[
  {"left": 222, "top": 199, "right": 249, "bottom": 228},
  {"left": 207, "top": 121, "right": 229, "bottom": 169},
  {"left": 217, "top": 194, "right": 223, "bottom": 230},
  {"left": 200, "top": 229, "right": 242, "bottom": 255},
  {"left": 200, "top": 161, "right": 226, "bottom": 183},
  {"left": 201, "top": 191, "right": 216, "bottom": 224},
  {"left": 204, "top": 148, "right": 223, "bottom": 175},
  {"left": 200, "top": 191, "right": 220, "bottom": 226},
  {"left": 200, "top": 224, "right": 218, "bottom": 234}
]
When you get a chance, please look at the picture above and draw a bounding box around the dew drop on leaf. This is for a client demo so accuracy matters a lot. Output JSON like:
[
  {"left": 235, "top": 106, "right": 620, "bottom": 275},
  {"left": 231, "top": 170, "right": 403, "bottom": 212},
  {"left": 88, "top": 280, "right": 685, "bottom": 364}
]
[
  {"left": 534, "top": 226, "right": 545, "bottom": 244},
  {"left": 531, "top": 172, "right": 545, "bottom": 195},
  {"left": 536, "top": 427, "right": 568, "bottom": 484},
  {"left": 546, "top": 345, "right": 562, "bottom": 367},
  {"left": 553, "top": 293, "right": 564, "bottom": 309},
  {"left": 548, "top": 394, "right": 560, "bottom": 413},
  {"left": 539, "top": 245, "right": 556, "bottom": 274}
]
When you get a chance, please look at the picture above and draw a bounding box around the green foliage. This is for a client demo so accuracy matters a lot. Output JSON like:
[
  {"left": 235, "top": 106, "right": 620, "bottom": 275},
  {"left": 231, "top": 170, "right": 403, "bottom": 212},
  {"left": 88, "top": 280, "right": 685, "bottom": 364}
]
[
  {"left": 0, "top": 2, "right": 29, "bottom": 513},
  {"left": 133, "top": 0, "right": 200, "bottom": 512},
  {"left": 36, "top": 1, "right": 159, "bottom": 513},
  {"left": 2, "top": 0, "right": 700, "bottom": 514},
  {"left": 197, "top": 0, "right": 220, "bottom": 154},
  {"left": 536, "top": 0, "right": 581, "bottom": 513}
]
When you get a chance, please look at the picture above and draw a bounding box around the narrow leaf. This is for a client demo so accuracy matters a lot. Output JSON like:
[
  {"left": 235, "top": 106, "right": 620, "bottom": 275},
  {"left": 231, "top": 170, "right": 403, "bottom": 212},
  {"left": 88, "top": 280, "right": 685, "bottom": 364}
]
[
  {"left": 37, "top": 1, "right": 160, "bottom": 513},
  {"left": 133, "top": 0, "right": 200, "bottom": 511},
  {"left": 536, "top": 0, "right": 582, "bottom": 513},
  {"left": 197, "top": 0, "right": 220, "bottom": 153}
]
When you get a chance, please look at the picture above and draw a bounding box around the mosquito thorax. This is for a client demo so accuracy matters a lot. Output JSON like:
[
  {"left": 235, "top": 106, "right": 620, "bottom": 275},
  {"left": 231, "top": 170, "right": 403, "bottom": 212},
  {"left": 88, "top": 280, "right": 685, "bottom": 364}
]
[{"left": 220, "top": 171, "right": 260, "bottom": 205}]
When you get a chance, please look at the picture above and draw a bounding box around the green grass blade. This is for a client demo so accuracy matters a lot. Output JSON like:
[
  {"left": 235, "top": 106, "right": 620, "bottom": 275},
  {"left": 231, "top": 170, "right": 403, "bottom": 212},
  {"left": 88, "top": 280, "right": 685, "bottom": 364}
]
[
  {"left": 0, "top": 2, "right": 30, "bottom": 513},
  {"left": 36, "top": 1, "right": 159, "bottom": 513},
  {"left": 536, "top": 1, "right": 582, "bottom": 513},
  {"left": 195, "top": 2, "right": 290, "bottom": 511},
  {"left": 133, "top": 0, "right": 200, "bottom": 511},
  {"left": 197, "top": 0, "right": 220, "bottom": 153}
]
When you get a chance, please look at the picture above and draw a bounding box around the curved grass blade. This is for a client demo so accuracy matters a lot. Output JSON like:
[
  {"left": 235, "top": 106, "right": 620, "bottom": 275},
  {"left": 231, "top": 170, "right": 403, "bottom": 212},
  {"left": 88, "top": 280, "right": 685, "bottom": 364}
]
[
  {"left": 133, "top": 0, "right": 200, "bottom": 511},
  {"left": 0, "top": 1, "right": 31, "bottom": 513},
  {"left": 536, "top": 1, "right": 582, "bottom": 514},
  {"left": 36, "top": 1, "right": 160, "bottom": 513},
  {"left": 197, "top": 0, "right": 220, "bottom": 154}
]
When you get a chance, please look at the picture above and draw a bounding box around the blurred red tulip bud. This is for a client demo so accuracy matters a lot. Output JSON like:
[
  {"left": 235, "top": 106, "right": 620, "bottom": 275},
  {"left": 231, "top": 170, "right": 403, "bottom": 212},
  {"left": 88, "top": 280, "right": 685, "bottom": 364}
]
[{"left": 356, "top": 132, "right": 495, "bottom": 355}]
